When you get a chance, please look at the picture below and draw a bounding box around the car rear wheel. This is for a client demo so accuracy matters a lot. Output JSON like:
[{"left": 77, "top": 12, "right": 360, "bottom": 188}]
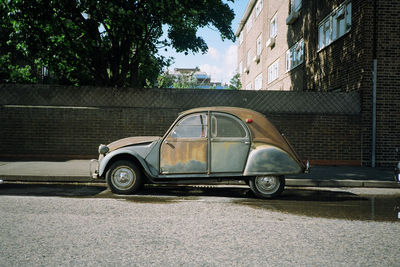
[
  {"left": 106, "top": 160, "right": 143, "bottom": 194},
  {"left": 249, "top": 175, "right": 285, "bottom": 198}
]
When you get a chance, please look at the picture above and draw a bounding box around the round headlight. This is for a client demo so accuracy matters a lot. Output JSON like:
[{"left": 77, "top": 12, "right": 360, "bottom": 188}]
[{"left": 98, "top": 144, "right": 109, "bottom": 155}]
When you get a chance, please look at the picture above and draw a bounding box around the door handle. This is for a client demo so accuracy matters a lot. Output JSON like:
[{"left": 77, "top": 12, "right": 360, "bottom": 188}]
[{"left": 164, "top": 140, "right": 175, "bottom": 149}]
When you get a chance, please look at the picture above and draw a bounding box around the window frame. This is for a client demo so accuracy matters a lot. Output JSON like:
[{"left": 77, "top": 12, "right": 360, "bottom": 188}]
[
  {"left": 318, "top": 1, "right": 352, "bottom": 51},
  {"left": 247, "top": 50, "right": 252, "bottom": 68},
  {"left": 170, "top": 113, "right": 208, "bottom": 139},
  {"left": 268, "top": 59, "right": 279, "bottom": 84},
  {"left": 290, "top": 0, "right": 302, "bottom": 13},
  {"left": 286, "top": 38, "right": 304, "bottom": 72},
  {"left": 255, "top": 73, "right": 263, "bottom": 90},
  {"left": 211, "top": 113, "right": 248, "bottom": 139},
  {"left": 246, "top": 13, "right": 253, "bottom": 33},
  {"left": 255, "top": 0, "right": 263, "bottom": 17},
  {"left": 256, "top": 34, "right": 262, "bottom": 56},
  {"left": 270, "top": 14, "right": 278, "bottom": 38}
]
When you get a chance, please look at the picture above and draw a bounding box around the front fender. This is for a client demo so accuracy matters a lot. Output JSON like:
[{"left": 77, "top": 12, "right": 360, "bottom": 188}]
[
  {"left": 98, "top": 148, "right": 150, "bottom": 178},
  {"left": 244, "top": 144, "right": 302, "bottom": 176}
]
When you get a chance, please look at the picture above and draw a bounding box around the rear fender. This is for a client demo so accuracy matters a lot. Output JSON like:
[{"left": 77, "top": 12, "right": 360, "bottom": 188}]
[{"left": 244, "top": 144, "right": 302, "bottom": 176}]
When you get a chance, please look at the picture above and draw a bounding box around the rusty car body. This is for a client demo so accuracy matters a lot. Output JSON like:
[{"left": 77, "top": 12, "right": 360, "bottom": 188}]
[{"left": 90, "top": 107, "right": 309, "bottom": 198}]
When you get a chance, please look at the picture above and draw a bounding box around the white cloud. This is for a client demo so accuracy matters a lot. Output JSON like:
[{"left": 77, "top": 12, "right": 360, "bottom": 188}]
[
  {"left": 200, "top": 45, "right": 237, "bottom": 84},
  {"left": 199, "top": 64, "right": 223, "bottom": 82},
  {"left": 207, "top": 47, "right": 220, "bottom": 60},
  {"left": 223, "top": 45, "right": 238, "bottom": 83}
]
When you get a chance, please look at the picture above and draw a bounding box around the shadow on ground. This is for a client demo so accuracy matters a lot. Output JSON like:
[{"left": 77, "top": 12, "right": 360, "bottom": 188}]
[
  {"left": 1, "top": 183, "right": 398, "bottom": 221},
  {"left": 0, "top": 183, "right": 106, "bottom": 197},
  {"left": 0, "top": 182, "right": 360, "bottom": 201}
]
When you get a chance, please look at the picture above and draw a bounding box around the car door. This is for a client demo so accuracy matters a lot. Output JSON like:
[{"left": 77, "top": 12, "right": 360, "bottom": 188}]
[
  {"left": 210, "top": 112, "right": 250, "bottom": 173},
  {"left": 160, "top": 113, "right": 208, "bottom": 174}
]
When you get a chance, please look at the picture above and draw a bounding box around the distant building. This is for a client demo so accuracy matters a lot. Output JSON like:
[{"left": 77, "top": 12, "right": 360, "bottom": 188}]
[{"left": 170, "top": 68, "right": 228, "bottom": 89}]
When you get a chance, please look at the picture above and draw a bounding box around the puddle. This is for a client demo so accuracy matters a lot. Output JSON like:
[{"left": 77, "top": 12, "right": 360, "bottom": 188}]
[
  {"left": 234, "top": 189, "right": 400, "bottom": 222},
  {"left": 2, "top": 183, "right": 399, "bottom": 221},
  {"left": 93, "top": 190, "right": 183, "bottom": 204},
  {"left": 93, "top": 185, "right": 249, "bottom": 203}
]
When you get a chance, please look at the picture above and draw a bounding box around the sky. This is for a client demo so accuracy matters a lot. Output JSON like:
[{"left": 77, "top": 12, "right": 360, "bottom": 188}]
[{"left": 159, "top": 0, "right": 249, "bottom": 85}]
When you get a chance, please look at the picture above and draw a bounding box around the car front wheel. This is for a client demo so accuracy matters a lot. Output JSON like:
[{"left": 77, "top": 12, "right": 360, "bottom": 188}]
[
  {"left": 249, "top": 175, "right": 285, "bottom": 199},
  {"left": 106, "top": 160, "right": 143, "bottom": 194}
]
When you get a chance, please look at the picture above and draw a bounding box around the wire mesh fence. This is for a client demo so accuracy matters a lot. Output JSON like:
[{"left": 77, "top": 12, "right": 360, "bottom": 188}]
[{"left": 1, "top": 84, "right": 360, "bottom": 115}]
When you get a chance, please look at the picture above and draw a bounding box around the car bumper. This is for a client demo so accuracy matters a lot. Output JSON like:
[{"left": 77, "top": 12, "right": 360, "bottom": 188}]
[
  {"left": 90, "top": 159, "right": 99, "bottom": 179},
  {"left": 304, "top": 160, "right": 310, "bottom": 173}
]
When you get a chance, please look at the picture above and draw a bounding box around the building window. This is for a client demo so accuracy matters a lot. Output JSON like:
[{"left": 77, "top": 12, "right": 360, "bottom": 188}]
[
  {"left": 256, "top": 34, "right": 262, "bottom": 56},
  {"left": 247, "top": 50, "right": 251, "bottom": 68},
  {"left": 246, "top": 14, "right": 253, "bottom": 33},
  {"left": 239, "top": 31, "right": 243, "bottom": 45},
  {"left": 318, "top": 1, "right": 352, "bottom": 50},
  {"left": 255, "top": 0, "right": 263, "bottom": 17},
  {"left": 246, "top": 83, "right": 252, "bottom": 90},
  {"left": 268, "top": 59, "right": 279, "bottom": 84},
  {"left": 286, "top": 39, "right": 304, "bottom": 71},
  {"left": 255, "top": 73, "right": 263, "bottom": 90},
  {"left": 270, "top": 14, "right": 277, "bottom": 38},
  {"left": 239, "top": 61, "right": 243, "bottom": 74},
  {"left": 290, "top": 0, "right": 302, "bottom": 13}
]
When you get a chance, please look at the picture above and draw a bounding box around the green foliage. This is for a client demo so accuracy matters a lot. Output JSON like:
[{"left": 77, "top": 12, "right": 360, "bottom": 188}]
[
  {"left": 157, "top": 72, "right": 175, "bottom": 88},
  {"left": 0, "top": 2, "right": 35, "bottom": 83},
  {"left": 229, "top": 73, "right": 242, "bottom": 90},
  {"left": 157, "top": 69, "right": 203, "bottom": 89},
  {"left": 0, "top": 0, "right": 235, "bottom": 87}
]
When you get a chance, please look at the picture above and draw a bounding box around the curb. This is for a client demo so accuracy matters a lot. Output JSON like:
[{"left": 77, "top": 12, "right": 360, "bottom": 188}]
[
  {"left": 0, "top": 175, "right": 399, "bottom": 188},
  {"left": 0, "top": 175, "right": 93, "bottom": 183},
  {"left": 286, "top": 179, "right": 400, "bottom": 188}
]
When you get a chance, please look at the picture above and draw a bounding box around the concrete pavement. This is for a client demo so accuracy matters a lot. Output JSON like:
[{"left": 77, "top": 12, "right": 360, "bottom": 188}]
[{"left": 0, "top": 160, "right": 399, "bottom": 188}]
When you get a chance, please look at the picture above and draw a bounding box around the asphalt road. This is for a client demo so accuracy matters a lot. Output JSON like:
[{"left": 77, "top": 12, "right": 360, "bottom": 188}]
[{"left": 0, "top": 184, "right": 399, "bottom": 266}]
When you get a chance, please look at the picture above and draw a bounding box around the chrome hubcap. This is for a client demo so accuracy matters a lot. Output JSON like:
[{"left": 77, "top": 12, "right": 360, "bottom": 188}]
[
  {"left": 111, "top": 166, "right": 136, "bottom": 190},
  {"left": 255, "top": 176, "right": 279, "bottom": 194}
]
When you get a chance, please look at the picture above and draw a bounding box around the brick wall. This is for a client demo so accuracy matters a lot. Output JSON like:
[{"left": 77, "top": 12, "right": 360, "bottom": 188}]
[
  {"left": 373, "top": 0, "right": 400, "bottom": 165},
  {"left": 0, "top": 84, "right": 362, "bottom": 165},
  {"left": 0, "top": 105, "right": 178, "bottom": 158},
  {"left": 268, "top": 114, "right": 361, "bottom": 164}
]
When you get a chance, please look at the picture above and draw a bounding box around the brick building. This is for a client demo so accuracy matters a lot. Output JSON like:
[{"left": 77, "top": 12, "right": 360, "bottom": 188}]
[{"left": 236, "top": 0, "right": 400, "bottom": 166}]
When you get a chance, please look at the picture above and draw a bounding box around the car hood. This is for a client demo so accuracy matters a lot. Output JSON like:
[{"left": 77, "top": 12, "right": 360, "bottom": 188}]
[{"left": 107, "top": 136, "right": 160, "bottom": 152}]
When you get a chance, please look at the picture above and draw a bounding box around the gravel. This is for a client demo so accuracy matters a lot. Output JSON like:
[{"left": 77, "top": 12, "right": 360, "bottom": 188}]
[{"left": 0, "top": 195, "right": 399, "bottom": 266}]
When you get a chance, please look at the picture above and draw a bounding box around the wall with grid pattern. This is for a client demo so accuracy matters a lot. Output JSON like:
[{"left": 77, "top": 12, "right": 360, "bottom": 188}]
[{"left": 0, "top": 84, "right": 362, "bottom": 164}]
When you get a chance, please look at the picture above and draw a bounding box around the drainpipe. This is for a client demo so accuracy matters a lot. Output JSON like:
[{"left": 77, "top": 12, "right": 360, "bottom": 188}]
[
  {"left": 372, "top": 60, "right": 377, "bottom": 168},
  {"left": 371, "top": 0, "right": 378, "bottom": 167}
]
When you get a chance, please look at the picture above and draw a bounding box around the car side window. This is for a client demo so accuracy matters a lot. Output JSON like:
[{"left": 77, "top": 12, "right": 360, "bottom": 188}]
[
  {"left": 170, "top": 113, "right": 207, "bottom": 138},
  {"left": 211, "top": 113, "right": 247, "bottom": 138}
]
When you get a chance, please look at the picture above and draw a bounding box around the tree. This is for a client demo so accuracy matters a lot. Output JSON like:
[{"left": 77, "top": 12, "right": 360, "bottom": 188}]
[
  {"left": 228, "top": 73, "right": 242, "bottom": 90},
  {"left": 0, "top": 1, "right": 36, "bottom": 83},
  {"left": 156, "top": 71, "right": 175, "bottom": 88},
  {"left": 1, "top": 0, "right": 235, "bottom": 87}
]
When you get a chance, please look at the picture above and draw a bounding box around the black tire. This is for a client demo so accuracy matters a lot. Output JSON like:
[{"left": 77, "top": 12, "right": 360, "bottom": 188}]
[
  {"left": 106, "top": 160, "right": 143, "bottom": 194},
  {"left": 249, "top": 176, "right": 285, "bottom": 199}
]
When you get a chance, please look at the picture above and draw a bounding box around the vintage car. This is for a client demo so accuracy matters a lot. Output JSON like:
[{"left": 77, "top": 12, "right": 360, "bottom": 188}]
[{"left": 90, "top": 107, "right": 309, "bottom": 198}]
